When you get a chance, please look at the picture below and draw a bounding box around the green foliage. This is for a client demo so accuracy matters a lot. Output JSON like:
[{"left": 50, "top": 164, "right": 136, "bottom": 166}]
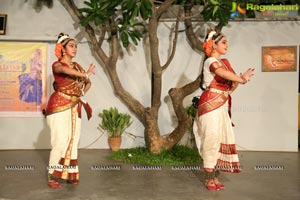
[
  {"left": 98, "top": 107, "right": 132, "bottom": 137},
  {"left": 79, "top": 0, "right": 122, "bottom": 26},
  {"left": 79, "top": 0, "right": 152, "bottom": 48},
  {"left": 201, "top": 0, "right": 232, "bottom": 26},
  {"left": 185, "top": 104, "right": 196, "bottom": 121},
  {"left": 185, "top": 100, "right": 197, "bottom": 133},
  {"left": 79, "top": 0, "right": 297, "bottom": 46},
  {"left": 109, "top": 145, "right": 202, "bottom": 166}
]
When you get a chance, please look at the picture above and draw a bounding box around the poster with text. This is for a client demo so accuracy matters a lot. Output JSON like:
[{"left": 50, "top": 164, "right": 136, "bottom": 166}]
[{"left": 0, "top": 42, "right": 48, "bottom": 117}]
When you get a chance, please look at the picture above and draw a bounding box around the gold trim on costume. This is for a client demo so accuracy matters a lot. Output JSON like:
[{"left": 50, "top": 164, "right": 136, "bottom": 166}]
[
  {"left": 61, "top": 106, "right": 77, "bottom": 179},
  {"left": 208, "top": 88, "right": 229, "bottom": 96},
  {"left": 198, "top": 93, "right": 228, "bottom": 116},
  {"left": 57, "top": 92, "right": 79, "bottom": 102}
]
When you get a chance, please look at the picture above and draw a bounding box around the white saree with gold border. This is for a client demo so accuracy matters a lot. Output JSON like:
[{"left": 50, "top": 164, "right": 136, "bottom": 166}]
[{"left": 193, "top": 57, "right": 241, "bottom": 173}]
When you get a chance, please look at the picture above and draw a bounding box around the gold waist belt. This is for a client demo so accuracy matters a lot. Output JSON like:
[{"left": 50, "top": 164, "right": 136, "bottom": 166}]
[
  {"left": 57, "top": 92, "right": 79, "bottom": 102},
  {"left": 208, "top": 88, "right": 229, "bottom": 96}
]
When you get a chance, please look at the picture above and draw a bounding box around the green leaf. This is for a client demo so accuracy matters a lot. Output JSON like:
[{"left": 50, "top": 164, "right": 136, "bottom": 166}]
[
  {"left": 110, "top": 0, "right": 123, "bottom": 8},
  {"left": 90, "top": 0, "right": 98, "bottom": 7},
  {"left": 83, "top": 0, "right": 93, "bottom": 8},
  {"left": 212, "top": 5, "right": 219, "bottom": 16},
  {"left": 122, "top": 13, "right": 130, "bottom": 26},
  {"left": 127, "top": 0, "right": 137, "bottom": 10},
  {"left": 217, "top": 9, "right": 229, "bottom": 26},
  {"left": 78, "top": 8, "right": 93, "bottom": 14},
  {"left": 121, "top": 32, "right": 129, "bottom": 48},
  {"left": 122, "top": 1, "right": 129, "bottom": 10},
  {"left": 201, "top": 5, "right": 213, "bottom": 21},
  {"left": 128, "top": 31, "right": 138, "bottom": 45},
  {"left": 142, "top": 0, "right": 152, "bottom": 10},
  {"left": 99, "top": 1, "right": 111, "bottom": 11},
  {"left": 210, "top": 0, "right": 219, "bottom": 5},
  {"left": 129, "top": 5, "right": 139, "bottom": 25},
  {"left": 140, "top": 1, "right": 149, "bottom": 20},
  {"left": 132, "top": 22, "right": 145, "bottom": 28},
  {"left": 131, "top": 30, "right": 143, "bottom": 40}
]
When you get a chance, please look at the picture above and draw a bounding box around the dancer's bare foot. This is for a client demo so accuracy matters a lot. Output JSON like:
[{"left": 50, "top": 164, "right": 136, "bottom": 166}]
[
  {"left": 47, "top": 180, "right": 61, "bottom": 188},
  {"left": 214, "top": 178, "right": 225, "bottom": 190},
  {"left": 205, "top": 179, "right": 219, "bottom": 191}
]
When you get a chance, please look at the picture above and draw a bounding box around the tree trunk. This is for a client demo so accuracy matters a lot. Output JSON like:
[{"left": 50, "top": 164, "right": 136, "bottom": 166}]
[
  {"left": 144, "top": 0, "right": 204, "bottom": 153},
  {"left": 60, "top": 0, "right": 204, "bottom": 154}
]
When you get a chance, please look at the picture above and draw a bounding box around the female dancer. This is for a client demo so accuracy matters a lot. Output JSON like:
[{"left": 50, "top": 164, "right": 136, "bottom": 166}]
[
  {"left": 45, "top": 33, "right": 95, "bottom": 188},
  {"left": 193, "top": 31, "right": 254, "bottom": 191}
]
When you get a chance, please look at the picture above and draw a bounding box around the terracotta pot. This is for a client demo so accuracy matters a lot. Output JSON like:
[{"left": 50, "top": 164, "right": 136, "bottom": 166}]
[{"left": 108, "top": 136, "right": 122, "bottom": 151}]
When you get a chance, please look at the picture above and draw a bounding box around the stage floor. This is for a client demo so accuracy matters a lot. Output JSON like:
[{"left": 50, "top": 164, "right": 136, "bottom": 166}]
[{"left": 0, "top": 150, "right": 299, "bottom": 200}]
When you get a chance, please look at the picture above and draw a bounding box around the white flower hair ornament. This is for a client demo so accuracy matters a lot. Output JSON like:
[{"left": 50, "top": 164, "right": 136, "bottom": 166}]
[
  {"left": 206, "top": 31, "right": 216, "bottom": 41},
  {"left": 57, "top": 35, "right": 70, "bottom": 44}
]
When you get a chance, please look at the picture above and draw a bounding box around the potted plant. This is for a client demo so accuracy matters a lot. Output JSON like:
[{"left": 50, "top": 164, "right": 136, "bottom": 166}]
[{"left": 98, "top": 107, "right": 132, "bottom": 151}]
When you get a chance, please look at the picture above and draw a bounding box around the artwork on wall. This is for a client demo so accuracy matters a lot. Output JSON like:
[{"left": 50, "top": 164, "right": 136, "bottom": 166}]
[
  {"left": 262, "top": 46, "right": 297, "bottom": 72},
  {"left": 0, "top": 14, "right": 7, "bottom": 35},
  {"left": 0, "top": 42, "right": 49, "bottom": 117}
]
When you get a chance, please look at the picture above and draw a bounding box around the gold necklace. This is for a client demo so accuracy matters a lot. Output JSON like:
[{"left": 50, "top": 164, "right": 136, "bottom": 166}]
[
  {"left": 69, "top": 62, "right": 74, "bottom": 68},
  {"left": 61, "top": 59, "right": 73, "bottom": 68}
]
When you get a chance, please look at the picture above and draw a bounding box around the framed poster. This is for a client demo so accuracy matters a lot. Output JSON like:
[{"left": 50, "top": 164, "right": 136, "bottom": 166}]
[
  {"left": 0, "top": 42, "right": 49, "bottom": 117},
  {"left": 262, "top": 46, "right": 297, "bottom": 72},
  {"left": 0, "top": 14, "right": 7, "bottom": 35}
]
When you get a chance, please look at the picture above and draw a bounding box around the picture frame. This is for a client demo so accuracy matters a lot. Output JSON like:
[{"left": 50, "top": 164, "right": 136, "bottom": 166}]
[
  {"left": 0, "top": 14, "right": 7, "bottom": 35},
  {"left": 262, "top": 46, "right": 297, "bottom": 72},
  {"left": 0, "top": 42, "right": 49, "bottom": 117}
]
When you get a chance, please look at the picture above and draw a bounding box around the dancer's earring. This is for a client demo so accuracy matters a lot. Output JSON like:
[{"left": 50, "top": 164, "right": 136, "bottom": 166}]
[{"left": 212, "top": 43, "right": 216, "bottom": 51}]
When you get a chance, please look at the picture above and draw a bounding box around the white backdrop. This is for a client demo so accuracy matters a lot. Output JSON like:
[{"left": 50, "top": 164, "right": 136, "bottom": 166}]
[{"left": 0, "top": 0, "right": 298, "bottom": 151}]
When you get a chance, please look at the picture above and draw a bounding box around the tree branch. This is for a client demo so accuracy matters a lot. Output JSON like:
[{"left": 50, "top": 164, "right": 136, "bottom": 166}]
[
  {"left": 149, "top": 13, "right": 162, "bottom": 109},
  {"left": 106, "top": 64, "right": 146, "bottom": 125},
  {"left": 156, "top": 0, "right": 176, "bottom": 18},
  {"left": 98, "top": 24, "right": 106, "bottom": 47},
  {"left": 183, "top": 0, "right": 202, "bottom": 52},
  {"left": 215, "top": 22, "right": 223, "bottom": 33},
  {"left": 161, "top": 8, "right": 180, "bottom": 71},
  {"left": 169, "top": 75, "right": 200, "bottom": 122},
  {"left": 161, "top": 75, "right": 200, "bottom": 148},
  {"left": 109, "top": 17, "right": 119, "bottom": 64}
]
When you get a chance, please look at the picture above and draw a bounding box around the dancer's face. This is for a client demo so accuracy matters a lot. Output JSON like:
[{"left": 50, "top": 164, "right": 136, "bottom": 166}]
[
  {"left": 64, "top": 40, "right": 77, "bottom": 58},
  {"left": 215, "top": 37, "right": 228, "bottom": 55}
]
